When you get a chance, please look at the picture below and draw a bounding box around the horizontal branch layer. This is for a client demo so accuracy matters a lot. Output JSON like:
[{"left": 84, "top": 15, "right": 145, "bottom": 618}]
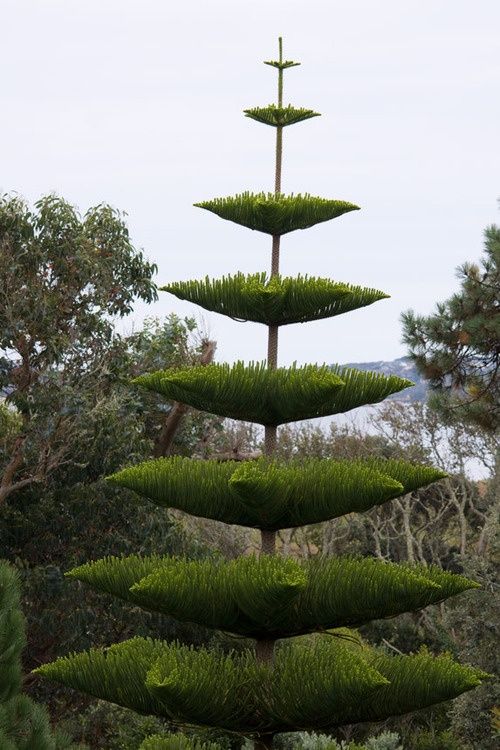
[
  {"left": 107, "top": 456, "right": 443, "bottom": 529},
  {"left": 194, "top": 193, "right": 359, "bottom": 235},
  {"left": 162, "top": 273, "right": 388, "bottom": 326},
  {"left": 134, "top": 362, "right": 412, "bottom": 426},
  {"left": 66, "top": 554, "right": 478, "bottom": 639},
  {"left": 244, "top": 105, "right": 320, "bottom": 127}
]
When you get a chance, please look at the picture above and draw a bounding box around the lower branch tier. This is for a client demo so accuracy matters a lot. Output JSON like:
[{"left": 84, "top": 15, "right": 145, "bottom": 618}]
[
  {"left": 66, "top": 554, "right": 477, "bottom": 639},
  {"left": 34, "top": 634, "right": 486, "bottom": 734}
]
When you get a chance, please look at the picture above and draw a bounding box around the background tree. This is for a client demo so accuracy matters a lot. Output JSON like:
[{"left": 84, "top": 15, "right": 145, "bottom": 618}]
[
  {"left": 401, "top": 223, "right": 500, "bottom": 432},
  {"left": 0, "top": 193, "right": 157, "bottom": 504}
]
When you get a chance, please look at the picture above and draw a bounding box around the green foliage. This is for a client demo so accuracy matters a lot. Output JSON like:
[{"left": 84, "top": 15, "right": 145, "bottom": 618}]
[
  {"left": 0, "top": 194, "right": 157, "bottom": 370},
  {"left": 406, "top": 730, "right": 464, "bottom": 750},
  {"left": 446, "top": 552, "right": 500, "bottom": 750},
  {"left": 134, "top": 362, "right": 412, "bottom": 426},
  {"left": 34, "top": 634, "right": 485, "bottom": 734},
  {"left": 342, "top": 647, "right": 487, "bottom": 725},
  {"left": 0, "top": 314, "right": 223, "bottom": 732},
  {"left": 35, "top": 636, "right": 385, "bottom": 732},
  {"left": 0, "top": 193, "right": 158, "bottom": 504},
  {"left": 402, "top": 223, "right": 500, "bottom": 432},
  {"left": 194, "top": 193, "right": 359, "bottom": 235},
  {"left": 31, "top": 40, "right": 488, "bottom": 748},
  {"left": 0, "top": 563, "right": 25, "bottom": 703},
  {"left": 264, "top": 59, "right": 300, "bottom": 70},
  {"left": 277, "top": 730, "right": 402, "bottom": 750},
  {"left": 140, "top": 734, "right": 222, "bottom": 750},
  {"left": 0, "top": 403, "right": 22, "bottom": 446},
  {"left": 0, "top": 561, "right": 85, "bottom": 750},
  {"left": 107, "top": 456, "right": 443, "bottom": 529},
  {"left": 364, "top": 733, "right": 402, "bottom": 750},
  {"left": 162, "top": 274, "right": 388, "bottom": 326},
  {"left": 244, "top": 105, "right": 320, "bottom": 127},
  {"left": 66, "top": 553, "right": 477, "bottom": 639},
  {"left": 57, "top": 701, "right": 171, "bottom": 750}
]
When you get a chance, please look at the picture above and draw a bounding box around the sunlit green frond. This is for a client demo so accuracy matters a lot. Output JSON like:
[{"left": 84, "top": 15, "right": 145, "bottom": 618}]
[
  {"left": 326, "top": 366, "right": 414, "bottom": 415},
  {"left": 136, "top": 556, "right": 475, "bottom": 637},
  {"left": 134, "top": 362, "right": 412, "bottom": 425},
  {"left": 336, "top": 647, "right": 488, "bottom": 725},
  {"left": 66, "top": 554, "right": 477, "bottom": 639},
  {"left": 130, "top": 556, "right": 306, "bottom": 634},
  {"left": 145, "top": 646, "right": 262, "bottom": 729},
  {"left": 194, "top": 193, "right": 359, "bottom": 235},
  {"left": 244, "top": 105, "right": 320, "bottom": 127},
  {"left": 33, "top": 638, "right": 168, "bottom": 716},
  {"left": 65, "top": 554, "right": 166, "bottom": 601},
  {"left": 134, "top": 559, "right": 238, "bottom": 630},
  {"left": 298, "top": 559, "right": 478, "bottom": 634},
  {"left": 268, "top": 638, "right": 388, "bottom": 729},
  {"left": 162, "top": 273, "right": 389, "bottom": 326},
  {"left": 140, "top": 735, "right": 222, "bottom": 750},
  {"left": 107, "top": 457, "right": 239, "bottom": 523},
  {"left": 106, "top": 456, "right": 441, "bottom": 530}
]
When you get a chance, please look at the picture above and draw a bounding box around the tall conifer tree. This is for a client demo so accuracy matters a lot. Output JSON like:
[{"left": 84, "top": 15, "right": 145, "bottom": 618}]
[{"left": 35, "top": 41, "right": 486, "bottom": 750}]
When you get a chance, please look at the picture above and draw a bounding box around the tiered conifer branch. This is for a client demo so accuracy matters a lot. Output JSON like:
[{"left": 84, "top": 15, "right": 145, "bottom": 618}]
[
  {"left": 162, "top": 274, "right": 388, "bottom": 326},
  {"left": 66, "top": 554, "right": 478, "bottom": 638},
  {"left": 34, "top": 636, "right": 485, "bottom": 733}
]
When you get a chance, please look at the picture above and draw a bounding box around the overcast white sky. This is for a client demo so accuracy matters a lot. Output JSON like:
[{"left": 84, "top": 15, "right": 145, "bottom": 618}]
[{"left": 2, "top": 1, "right": 499, "bottom": 367}]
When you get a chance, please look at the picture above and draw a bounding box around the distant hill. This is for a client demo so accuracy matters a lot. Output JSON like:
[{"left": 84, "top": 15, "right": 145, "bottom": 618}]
[{"left": 340, "top": 356, "right": 428, "bottom": 403}]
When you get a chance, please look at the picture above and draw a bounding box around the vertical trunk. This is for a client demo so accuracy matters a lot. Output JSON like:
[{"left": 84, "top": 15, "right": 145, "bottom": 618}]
[{"left": 254, "top": 40, "right": 286, "bottom": 750}]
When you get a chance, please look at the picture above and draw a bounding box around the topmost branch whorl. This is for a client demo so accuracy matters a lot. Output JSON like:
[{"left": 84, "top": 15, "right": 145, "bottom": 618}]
[{"left": 264, "top": 59, "right": 300, "bottom": 70}]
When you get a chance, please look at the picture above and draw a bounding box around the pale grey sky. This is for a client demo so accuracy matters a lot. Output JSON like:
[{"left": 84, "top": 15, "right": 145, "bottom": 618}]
[{"left": 3, "top": 1, "right": 499, "bottom": 366}]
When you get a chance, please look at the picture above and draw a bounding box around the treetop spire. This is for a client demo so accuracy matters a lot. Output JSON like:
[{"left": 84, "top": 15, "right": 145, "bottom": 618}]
[{"left": 264, "top": 36, "right": 300, "bottom": 73}]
